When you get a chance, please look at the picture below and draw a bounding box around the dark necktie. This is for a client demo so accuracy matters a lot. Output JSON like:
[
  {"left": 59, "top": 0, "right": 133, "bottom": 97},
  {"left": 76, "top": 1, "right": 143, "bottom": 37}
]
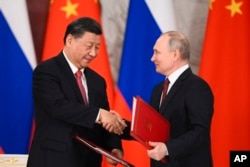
[
  {"left": 75, "top": 70, "right": 88, "bottom": 105},
  {"left": 160, "top": 78, "right": 170, "bottom": 106}
]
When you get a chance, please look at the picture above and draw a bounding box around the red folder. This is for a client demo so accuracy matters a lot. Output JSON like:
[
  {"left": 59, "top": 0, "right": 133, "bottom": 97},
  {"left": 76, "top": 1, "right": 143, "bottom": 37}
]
[
  {"left": 130, "top": 96, "right": 170, "bottom": 162},
  {"left": 73, "top": 135, "right": 134, "bottom": 167}
]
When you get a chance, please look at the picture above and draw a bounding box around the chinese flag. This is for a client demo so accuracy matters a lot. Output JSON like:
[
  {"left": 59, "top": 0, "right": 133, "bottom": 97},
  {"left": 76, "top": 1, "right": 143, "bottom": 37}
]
[
  {"left": 41, "top": 0, "right": 116, "bottom": 167},
  {"left": 199, "top": 0, "right": 250, "bottom": 166}
]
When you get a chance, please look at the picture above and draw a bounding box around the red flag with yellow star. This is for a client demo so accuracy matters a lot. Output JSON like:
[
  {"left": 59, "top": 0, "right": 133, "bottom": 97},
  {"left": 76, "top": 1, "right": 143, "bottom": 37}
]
[{"left": 199, "top": 0, "right": 250, "bottom": 166}]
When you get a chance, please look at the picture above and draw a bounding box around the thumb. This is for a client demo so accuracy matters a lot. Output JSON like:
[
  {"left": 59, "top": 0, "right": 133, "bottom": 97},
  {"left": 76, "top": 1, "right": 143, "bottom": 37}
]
[{"left": 148, "top": 141, "right": 157, "bottom": 147}]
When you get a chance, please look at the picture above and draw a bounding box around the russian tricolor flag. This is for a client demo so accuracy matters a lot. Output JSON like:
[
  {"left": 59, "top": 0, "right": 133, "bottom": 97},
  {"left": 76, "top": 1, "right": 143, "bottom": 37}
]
[
  {"left": 0, "top": 0, "right": 36, "bottom": 153},
  {"left": 115, "top": 0, "right": 176, "bottom": 166},
  {"left": 118, "top": 0, "right": 176, "bottom": 106}
]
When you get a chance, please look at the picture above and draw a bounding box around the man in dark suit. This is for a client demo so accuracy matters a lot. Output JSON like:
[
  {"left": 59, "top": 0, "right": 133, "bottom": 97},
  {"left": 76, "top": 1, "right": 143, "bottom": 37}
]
[
  {"left": 27, "top": 17, "right": 126, "bottom": 167},
  {"left": 146, "top": 31, "right": 214, "bottom": 167}
]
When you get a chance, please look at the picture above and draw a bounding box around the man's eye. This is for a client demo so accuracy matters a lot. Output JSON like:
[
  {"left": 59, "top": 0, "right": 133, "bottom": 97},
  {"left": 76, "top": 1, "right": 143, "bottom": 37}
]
[{"left": 85, "top": 45, "right": 92, "bottom": 49}]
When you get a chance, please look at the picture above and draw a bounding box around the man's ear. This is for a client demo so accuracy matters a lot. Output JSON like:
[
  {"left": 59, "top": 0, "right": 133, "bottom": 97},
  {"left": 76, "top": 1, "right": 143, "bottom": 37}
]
[
  {"left": 173, "top": 49, "right": 180, "bottom": 60},
  {"left": 65, "top": 34, "right": 73, "bottom": 45}
]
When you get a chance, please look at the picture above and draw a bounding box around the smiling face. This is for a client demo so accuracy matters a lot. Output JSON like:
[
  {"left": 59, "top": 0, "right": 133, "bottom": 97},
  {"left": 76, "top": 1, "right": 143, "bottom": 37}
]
[
  {"left": 64, "top": 31, "right": 101, "bottom": 69},
  {"left": 151, "top": 34, "right": 177, "bottom": 76}
]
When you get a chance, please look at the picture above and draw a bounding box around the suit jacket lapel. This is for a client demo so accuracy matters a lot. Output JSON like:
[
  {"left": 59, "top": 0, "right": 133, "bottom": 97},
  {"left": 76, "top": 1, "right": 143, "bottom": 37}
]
[
  {"left": 159, "top": 68, "right": 192, "bottom": 114},
  {"left": 56, "top": 52, "right": 85, "bottom": 104},
  {"left": 84, "top": 68, "right": 95, "bottom": 106}
]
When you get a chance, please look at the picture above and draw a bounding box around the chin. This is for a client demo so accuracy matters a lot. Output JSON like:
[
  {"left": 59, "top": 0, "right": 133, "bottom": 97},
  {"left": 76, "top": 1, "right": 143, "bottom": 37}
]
[
  {"left": 80, "top": 61, "right": 89, "bottom": 68},
  {"left": 155, "top": 68, "right": 160, "bottom": 73}
]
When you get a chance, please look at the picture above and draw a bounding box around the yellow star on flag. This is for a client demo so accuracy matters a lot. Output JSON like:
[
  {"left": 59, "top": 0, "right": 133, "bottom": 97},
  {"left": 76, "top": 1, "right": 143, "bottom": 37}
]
[
  {"left": 225, "top": 0, "right": 243, "bottom": 17},
  {"left": 209, "top": 0, "right": 216, "bottom": 10},
  {"left": 61, "top": 0, "right": 79, "bottom": 18}
]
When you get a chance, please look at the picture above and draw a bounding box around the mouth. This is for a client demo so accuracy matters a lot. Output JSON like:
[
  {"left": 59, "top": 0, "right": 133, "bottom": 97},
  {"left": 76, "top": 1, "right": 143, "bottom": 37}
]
[{"left": 83, "top": 56, "right": 92, "bottom": 62}]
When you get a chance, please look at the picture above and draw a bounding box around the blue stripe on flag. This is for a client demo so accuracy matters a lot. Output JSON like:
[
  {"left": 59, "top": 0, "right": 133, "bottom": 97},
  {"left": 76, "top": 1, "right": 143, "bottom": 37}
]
[
  {"left": 0, "top": 11, "right": 33, "bottom": 153},
  {"left": 118, "top": 0, "right": 164, "bottom": 108}
]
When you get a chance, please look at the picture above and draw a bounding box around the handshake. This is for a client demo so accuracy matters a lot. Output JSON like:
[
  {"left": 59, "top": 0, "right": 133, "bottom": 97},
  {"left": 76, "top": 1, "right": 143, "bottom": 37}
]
[{"left": 98, "top": 109, "right": 127, "bottom": 135}]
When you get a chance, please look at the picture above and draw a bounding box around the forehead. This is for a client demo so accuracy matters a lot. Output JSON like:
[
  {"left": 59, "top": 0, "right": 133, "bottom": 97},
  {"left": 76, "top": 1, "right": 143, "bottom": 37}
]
[
  {"left": 76, "top": 31, "right": 100, "bottom": 43},
  {"left": 154, "top": 35, "right": 169, "bottom": 50}
]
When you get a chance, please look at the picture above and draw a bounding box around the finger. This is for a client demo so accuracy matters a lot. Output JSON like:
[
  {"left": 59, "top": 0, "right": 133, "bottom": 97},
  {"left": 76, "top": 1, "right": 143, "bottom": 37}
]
[
  {"left": 107, "top": 158, "right": 118, "bottom": 166},
  {"left": 148, "top": 141, "right": 156, "bottom": 146},
  {"left": 114, "top": 123, "right": 124, "bottom": 134},
  {"left": 113, "top": 126, "right": 123, "bottom": 135},
  {"left": 119, "top": 120, "right": 127, "bottom": 129}
]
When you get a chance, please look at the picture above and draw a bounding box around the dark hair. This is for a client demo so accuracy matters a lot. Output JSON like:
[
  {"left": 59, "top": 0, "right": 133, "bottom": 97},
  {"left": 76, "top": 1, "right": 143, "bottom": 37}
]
[{"left": 63, "top": 17, "right": 102, "bottom": 44}]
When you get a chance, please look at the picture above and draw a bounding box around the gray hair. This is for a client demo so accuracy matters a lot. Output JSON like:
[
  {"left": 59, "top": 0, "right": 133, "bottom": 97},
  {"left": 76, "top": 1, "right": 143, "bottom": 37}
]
[{"left": 165, "top": 31, "right": 190, "bottom": 60}]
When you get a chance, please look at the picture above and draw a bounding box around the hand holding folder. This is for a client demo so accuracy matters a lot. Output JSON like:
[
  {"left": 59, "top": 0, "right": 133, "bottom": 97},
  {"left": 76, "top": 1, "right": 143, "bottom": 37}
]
[{"left": 130, "top": 96, "right": 170, "bottom": 163}]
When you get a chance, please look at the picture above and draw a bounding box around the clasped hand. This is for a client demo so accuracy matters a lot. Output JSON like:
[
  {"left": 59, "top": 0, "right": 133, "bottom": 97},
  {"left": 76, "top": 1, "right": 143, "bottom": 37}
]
[{"left": 98, "top": 109, "right": 127, "bottom": 135}]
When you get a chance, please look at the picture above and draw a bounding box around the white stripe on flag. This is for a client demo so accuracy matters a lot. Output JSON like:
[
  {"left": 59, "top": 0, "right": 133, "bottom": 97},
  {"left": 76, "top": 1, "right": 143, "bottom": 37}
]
[
  {"left": 145, "top": 0, "right": 177, "bottom": 32},
  {"left": 0, "top": 0, "right": 36, "bottom": 69}
]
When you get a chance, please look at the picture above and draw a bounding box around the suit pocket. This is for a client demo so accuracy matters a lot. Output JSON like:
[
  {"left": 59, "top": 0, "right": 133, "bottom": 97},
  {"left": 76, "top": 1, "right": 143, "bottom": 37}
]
[{"left": 41, "top": 139, "right": 68, "bottom": 152}]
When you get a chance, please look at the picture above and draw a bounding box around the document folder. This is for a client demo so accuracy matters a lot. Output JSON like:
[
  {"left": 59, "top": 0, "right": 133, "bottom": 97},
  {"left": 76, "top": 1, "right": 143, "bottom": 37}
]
[
  {"left": 73, "top": 135, "right": 134, "bottom": 167},
  {"left": 131, "top": 96, "right": 170, "bottom": 162}
]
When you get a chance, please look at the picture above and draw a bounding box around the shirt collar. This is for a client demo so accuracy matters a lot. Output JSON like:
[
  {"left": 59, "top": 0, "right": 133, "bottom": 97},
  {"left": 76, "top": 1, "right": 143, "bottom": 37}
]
[
  {"left": 63, "top": 50, "right": 85, "bottom": 75},
  {"left": 167, "top": 64, "right": 189, "bottom": 85}
]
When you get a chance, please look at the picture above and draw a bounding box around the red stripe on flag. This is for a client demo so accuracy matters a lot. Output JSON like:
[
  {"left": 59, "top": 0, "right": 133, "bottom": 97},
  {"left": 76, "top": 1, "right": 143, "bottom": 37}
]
[{"left": 0, "top": 147, "right": 4, "bottom": 154}]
